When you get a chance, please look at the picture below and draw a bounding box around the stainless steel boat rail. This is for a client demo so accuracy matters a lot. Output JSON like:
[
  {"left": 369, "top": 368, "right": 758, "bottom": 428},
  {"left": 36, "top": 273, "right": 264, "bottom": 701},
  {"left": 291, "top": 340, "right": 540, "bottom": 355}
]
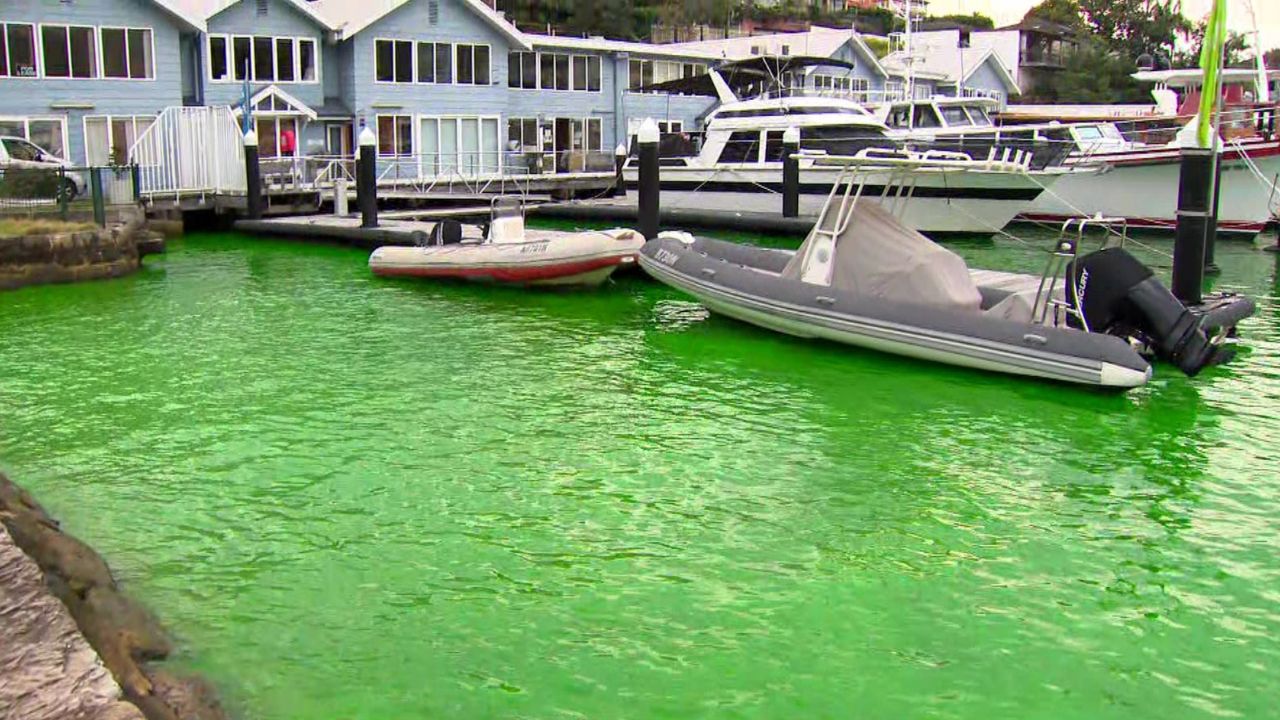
[{"left": 1032, "top": 216, "right": 1131, "bottom": 330}]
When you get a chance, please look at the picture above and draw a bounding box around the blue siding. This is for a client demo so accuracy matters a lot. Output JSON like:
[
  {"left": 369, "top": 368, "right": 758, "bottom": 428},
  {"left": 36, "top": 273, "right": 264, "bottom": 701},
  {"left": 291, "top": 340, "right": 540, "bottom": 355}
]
[
  {"left": 0, "top": 0, "right": 188, "bottom": 164},
  {"left": 964, "top": 58, "right": 1010, "bottom": 104},
  {"left": 203, "top": 0, "right": 329, "bottom": 110}
]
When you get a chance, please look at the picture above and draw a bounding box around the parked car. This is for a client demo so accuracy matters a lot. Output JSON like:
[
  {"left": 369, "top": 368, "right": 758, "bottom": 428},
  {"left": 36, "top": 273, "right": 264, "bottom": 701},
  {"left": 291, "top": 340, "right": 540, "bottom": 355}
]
[{"left": 0, "top": 136, "right": 87, "bottom": 201}]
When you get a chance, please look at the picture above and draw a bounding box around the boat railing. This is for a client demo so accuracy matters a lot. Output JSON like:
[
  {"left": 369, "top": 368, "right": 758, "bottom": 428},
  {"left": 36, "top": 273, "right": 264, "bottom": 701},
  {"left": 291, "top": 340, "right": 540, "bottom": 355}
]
[
  {"left": 1032, "top": 216, "right": 1131, "bottom": 331},
  {"left": 801, "top": 147, "right": 1035, "bottom": 175}
]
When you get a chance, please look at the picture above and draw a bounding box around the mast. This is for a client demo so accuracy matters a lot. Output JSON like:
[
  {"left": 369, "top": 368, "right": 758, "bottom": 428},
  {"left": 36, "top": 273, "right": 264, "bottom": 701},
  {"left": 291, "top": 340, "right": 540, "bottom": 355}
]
[{"left": 1244, "top": 0, "right": 1270, "bottom": 103}]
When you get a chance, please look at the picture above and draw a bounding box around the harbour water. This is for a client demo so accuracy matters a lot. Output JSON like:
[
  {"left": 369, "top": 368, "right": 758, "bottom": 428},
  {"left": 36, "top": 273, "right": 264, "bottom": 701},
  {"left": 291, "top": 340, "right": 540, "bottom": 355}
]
[{"left": 1, "top": 229, "right": 1278, "bottom": 719}]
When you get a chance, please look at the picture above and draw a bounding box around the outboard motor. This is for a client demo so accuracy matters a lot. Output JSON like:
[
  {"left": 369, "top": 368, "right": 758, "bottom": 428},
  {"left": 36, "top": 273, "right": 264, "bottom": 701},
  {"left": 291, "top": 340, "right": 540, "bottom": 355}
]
[
  {"left": 1066, "top": 248, "right": 1230, "bottom": 376},
  {"left": 426, "top": 219, "right": 464, "bottom": 246}
]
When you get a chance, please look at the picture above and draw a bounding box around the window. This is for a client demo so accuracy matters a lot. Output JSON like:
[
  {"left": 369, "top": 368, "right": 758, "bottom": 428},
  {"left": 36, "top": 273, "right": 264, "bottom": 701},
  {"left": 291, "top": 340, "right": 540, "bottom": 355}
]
[
  {"left": 208, "top": 35, "right": 318, "bottom": 83},
  {"left": 0, "top": 118, "right": 65, "bottom": 161},
  {"left": 209, "top": 36, "right": 228, "bottom": 80},
  {"left": 41, "top": 25, "right": 97, "bottom": 78},
  {"left": 434, "top": 43, "right": 452, "bottom": 83},
  {"left": 375, "top": 39, "right": 412, "bottom": 83},
  {"left": 718, "top": 130, "right": 761, "bottom": 164},
  {"left": 377, "top": 115, "right": 413, "bottom": 157},
  {"left": 554, "top": 54, "right": 569, "bottom": 90},
  {"left": 628, "top": 59, "right": 653, "bottom": 90},
  {"left": 1, "top": 23, "right": 37, "bottom": 77},
  {"left": 940, "top": 106, "right": 971, "bottom": 126},
  {"left": 912, "top": 105, "right": 942, "bottom": 128},
  {"left": 100, "top": 28, "right": 152, "bottom": 79},
  {"left": 418, "top": 42, "right": 436, "bottom": 83},
  {"left": 508, "top": 117, "right": 539, "bottom": 151},
  {"left": 508, "top": 51, "right": 533, "bottom": 88},
  {"left": 450, "top": 43, "right": 488, "bottom": 85},
  {"left": 572, "top": 56, "right": 587, "bottom": 92},
  {"left": 540, "top": 53, "right": 555, "bottom": 89},
  {"left": 658, "top": 121, "right": 683, "bottom": 134},
  {"left": 379, "top": 41, "right": 460, "bottom": 84},
  {"left": 256, "top": 117, "right": 298, "bottom": 158},
  {"left": 276, "top": 38, "right": 294, "bottom": 82},
  {"left": 588, "top": 56, "right": 601, "bottom": 91}
]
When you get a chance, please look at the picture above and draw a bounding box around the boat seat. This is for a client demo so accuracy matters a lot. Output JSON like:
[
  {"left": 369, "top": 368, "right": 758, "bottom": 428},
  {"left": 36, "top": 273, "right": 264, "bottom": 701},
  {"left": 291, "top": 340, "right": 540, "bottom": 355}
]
[
  {"left": 489, "top": 201, "right": 526, "bottom": 244},
  {"left": 427, "top": 220, "right": 464, "bottom": 246}
]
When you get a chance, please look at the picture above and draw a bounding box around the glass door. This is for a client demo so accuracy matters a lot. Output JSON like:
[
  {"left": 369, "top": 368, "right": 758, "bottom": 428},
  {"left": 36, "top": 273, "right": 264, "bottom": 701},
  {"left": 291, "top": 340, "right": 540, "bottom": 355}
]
[{"left": 419, "top": 118, "right": 439, "bottom": 177}]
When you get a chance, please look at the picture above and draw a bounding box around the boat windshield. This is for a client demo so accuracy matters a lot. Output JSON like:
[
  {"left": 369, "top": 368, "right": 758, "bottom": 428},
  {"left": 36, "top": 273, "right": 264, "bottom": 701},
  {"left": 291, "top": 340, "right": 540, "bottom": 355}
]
[
  {"left": 941, "top": 106, "right": 972, "bottom": 127},
  {"left": 964, "top": 105, "right": 993, "bottom": 126}
]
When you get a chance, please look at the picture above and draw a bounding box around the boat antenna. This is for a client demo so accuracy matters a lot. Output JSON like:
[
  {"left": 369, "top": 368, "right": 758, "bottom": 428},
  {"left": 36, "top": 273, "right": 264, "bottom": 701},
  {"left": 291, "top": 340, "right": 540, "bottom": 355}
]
[{"left": 1243, "top": 0, "right": 1270, "bottom": 103}]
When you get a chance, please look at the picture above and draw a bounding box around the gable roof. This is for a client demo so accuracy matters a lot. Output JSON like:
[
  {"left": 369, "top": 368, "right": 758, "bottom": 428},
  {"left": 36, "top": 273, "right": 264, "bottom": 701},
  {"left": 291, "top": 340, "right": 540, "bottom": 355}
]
[
  {"left": 168, "top": 0, "right": 337, "bottom": 30},
  {"left": 527, "top": 34, "right": 720, "bottom": 61},
  {"left": 310, "top": 0, "right": 529, "bottom": 48},
  {"left": 882, "top": 46, "right": 1019, "bottom": 94},
  {"left": 147, "top": 0, "right": 209, "bottom": 31},
  {"left": 665, "top": 27, "right": 886, "bottom": 77}
]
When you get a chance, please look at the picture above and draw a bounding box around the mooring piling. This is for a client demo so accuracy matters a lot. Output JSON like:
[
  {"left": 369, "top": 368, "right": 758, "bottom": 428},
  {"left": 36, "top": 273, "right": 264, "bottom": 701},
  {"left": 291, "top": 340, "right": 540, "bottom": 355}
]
[
  {"left": 637, "top": 119, "right": 660, "bottom": 240},
  {"left": 358, "top": 126, "right": 378, "bottom": 229},
  {"left": 782, "top": 126, "right": 801, "bottom": 219},
  {"left": 244, "top": 129, "right": 263, "bottom": 221},
  {"left": 1204, "top": 156, "right": 1222, "bottom": 274},
  {"left": 614, "top": 144, "right": 628, "bottom": 198},
  {"left": 1171, "top": 146, "right": 1215, "bottom": 304}
]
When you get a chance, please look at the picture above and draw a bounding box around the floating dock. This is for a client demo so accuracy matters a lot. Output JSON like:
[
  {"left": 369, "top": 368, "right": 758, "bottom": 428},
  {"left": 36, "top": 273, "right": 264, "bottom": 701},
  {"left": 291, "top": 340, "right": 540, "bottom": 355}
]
[{"left": 534, "top": 197, "right": 817, "bottom": 236}]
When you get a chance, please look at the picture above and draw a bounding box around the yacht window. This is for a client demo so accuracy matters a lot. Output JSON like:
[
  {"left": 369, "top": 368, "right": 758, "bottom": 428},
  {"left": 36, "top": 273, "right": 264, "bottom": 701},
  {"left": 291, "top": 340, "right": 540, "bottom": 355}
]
[
  {"left": 964, "top": 106, "right": 993, "bottom": 126},
  {"left": 718, "top": 131, "right": 761, "bottom": 164},
  {"left": 1074, "top": 126, "right": 1104, "bottom": 141},
  {"left": 886, "top": 106, "right": 911, "bottom": 128},
  {"left": 800, "top": 126, "right": 895, "bottom": 155},
  {"left": 940, "top": 106, "right": 971, "bottom": 126},
  {"left": 764, "top": 131, "right": 786, "bottom": 162},
  {"left": 1100, "top": 125, "right": 1125, "bottom": 141},
  {"left": 912, "top": 105, "right": 942, "bottom": 128}
]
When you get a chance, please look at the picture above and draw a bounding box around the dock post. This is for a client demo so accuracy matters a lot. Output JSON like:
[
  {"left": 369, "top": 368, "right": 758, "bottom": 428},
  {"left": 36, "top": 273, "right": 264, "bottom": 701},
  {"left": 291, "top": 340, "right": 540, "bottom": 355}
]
[
  {"left": 357, "top": 126, "right": 378, "bottom": 229},
  {"left": 782, "top": 126, "right": 800, "bottom": 218},
  {"left": 637, "top": 119, "right": 660, "bottom": 240},
  {"left": 1171, "top": 146, "right": 1215, "bottom": 305},
  {"left": 90, "top": 168, "right": 106, "bottom": 228},
  {"left": 243, "top": 129, "right": 263, "bottom": 221},
  {"left": 614, "top": 144, "right": 628, "bottom": 198},
  {"left": 1203, "top": 156, "right": 1222, "bottom": 274},
  {"left": 334, "top": 178, "right": 349, "bottom": 216}
]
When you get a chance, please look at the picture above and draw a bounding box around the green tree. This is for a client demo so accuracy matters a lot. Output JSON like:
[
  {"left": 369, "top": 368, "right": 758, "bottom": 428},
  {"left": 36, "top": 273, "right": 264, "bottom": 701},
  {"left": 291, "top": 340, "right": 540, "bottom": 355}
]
[
  {"left": 1077, "top": 0, "right": 1190, "bottom": 61},
  {"left": 1262, "top": 48, "right": 1279, "bottom": 69},
  {"left": 1174, "top": 22, "right": 1252, "bottom": 69},
  {"left": 1023, "top": 0, "right": 1083, "bottom": 28},
  {"left": 927, "top": 13, "right": 996, "bottom": 30},
  {"left": 1036, "top": 37, "right": 1150, "bottom": 103}
]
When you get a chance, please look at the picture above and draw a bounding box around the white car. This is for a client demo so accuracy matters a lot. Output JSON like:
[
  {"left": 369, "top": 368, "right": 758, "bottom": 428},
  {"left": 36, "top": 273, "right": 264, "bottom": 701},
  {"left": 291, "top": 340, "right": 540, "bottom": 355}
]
[{"left": 0, "top": 136, "right": 87, "bottom": 201}]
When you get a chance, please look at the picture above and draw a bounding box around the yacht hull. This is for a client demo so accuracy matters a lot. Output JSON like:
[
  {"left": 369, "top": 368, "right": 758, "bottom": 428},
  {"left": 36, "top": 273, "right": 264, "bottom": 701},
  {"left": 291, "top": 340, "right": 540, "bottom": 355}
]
[
  {"left": 623, "top": 165, "right": 1056, "bottom": 235},
  {"left": 1020, "top": 139, "right": 1280, "bottom": 236}
]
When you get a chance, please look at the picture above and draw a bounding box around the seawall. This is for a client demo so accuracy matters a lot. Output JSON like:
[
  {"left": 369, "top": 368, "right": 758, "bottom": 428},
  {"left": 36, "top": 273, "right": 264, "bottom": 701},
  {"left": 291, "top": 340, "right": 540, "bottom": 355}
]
[
  {"left": 0, "top": 219, "right": 164, "bottom": 291},
  {"left": 0, "top": 474, "right": 227, "bottom": 720}
]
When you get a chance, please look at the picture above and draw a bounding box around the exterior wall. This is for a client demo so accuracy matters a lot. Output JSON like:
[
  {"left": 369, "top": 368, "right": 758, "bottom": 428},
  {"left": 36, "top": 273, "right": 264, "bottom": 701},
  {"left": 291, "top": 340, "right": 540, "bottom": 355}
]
[
  {"left": 202, "top": 0, "right": 328, "bottom": 110},
  {"left": 0, "top": 0, "right": 188, "bottom": 165},
  {"left": 964, "top": 58, "right": 1010, "bottom": 106},
  {"left": 969, "top": 30, "right": 1020, "bottom": 87},
  {"left": 828, "top": 42, "right": 887, "bottom": 89}
]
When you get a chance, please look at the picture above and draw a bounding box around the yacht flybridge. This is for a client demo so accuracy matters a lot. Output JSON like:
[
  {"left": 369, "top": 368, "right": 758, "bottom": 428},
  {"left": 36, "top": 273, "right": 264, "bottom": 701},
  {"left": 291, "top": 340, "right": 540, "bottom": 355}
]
[
  {"left": 627, "top": 57, "right": 1067, "bottom": 236},
  {"left": 638, "top": 152, "right": 1255, "bottom": 389}
]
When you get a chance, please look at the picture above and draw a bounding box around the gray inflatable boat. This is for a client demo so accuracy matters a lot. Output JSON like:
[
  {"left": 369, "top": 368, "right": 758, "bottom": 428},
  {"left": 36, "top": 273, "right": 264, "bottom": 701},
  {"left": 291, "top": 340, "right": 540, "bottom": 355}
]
[{"left": 638, "top": 163, "right": 1253, "bottom": 389}]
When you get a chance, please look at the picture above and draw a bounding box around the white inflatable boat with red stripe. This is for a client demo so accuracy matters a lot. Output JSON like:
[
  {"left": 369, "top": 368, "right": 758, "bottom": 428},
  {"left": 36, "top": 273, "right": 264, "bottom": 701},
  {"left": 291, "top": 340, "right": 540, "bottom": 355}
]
[{"left": 369, "top": 198, "right": 645, "bottom": 287}]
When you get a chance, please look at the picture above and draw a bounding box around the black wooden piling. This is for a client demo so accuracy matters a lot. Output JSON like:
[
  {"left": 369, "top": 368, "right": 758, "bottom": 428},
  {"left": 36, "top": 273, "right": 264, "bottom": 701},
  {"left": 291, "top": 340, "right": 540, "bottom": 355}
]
[
  {"left": 1171, "top": 147, "right": 1215, "bottom": 305},
  {"left": 638, "top": 120, "right": 660, "bottom": 240},
  {"left": 357, "top": 126, "right": 378, "bottom": 229},
  {"left": 244, "top": 130, "right": 263, "bottom": 221},
  {"left": 614, "top": 144, "right": 628, "bottom": 198},
  {"left": 782, "top": 126, "right": 800, "bottom": 219},
  {"left": 90, "top": 168, "right": 106, "bottom": 228},
  {"left": 1204, "top": 155, "right": 1222, "bottom": 274}
]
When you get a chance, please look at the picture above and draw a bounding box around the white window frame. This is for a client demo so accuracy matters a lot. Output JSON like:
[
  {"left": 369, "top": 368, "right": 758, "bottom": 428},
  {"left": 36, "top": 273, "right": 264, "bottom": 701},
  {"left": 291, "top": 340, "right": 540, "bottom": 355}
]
[
  {"left": 82, "top": 114, "right": 156, "bottom": 165},
  {"left": 415, "top": 114, "right": 503, "bottom": 175},
  {"left": 452, "top": 42, "right": 490, "bottom": 86},
  {"left": 375, "top": 113, "right": 415, "bottom": 157},
  {"left": 0, "top": 115, "right": 69, "bottom": 160},
  {"left": 373, "top": 38, "right": 415, "bottom": 85},
  {"left": 513, "top": 51, "right": 601, "bottom": 93},
  {"left": 97, "top": 26, "right": 155, "bottom": 81},
  {"left": 36, "top": 23, "right": 99, "bottom": 80},
  {"left": 207, "top": 34, "right": 319, "bottom": 84},
  {"left": 374, "top": 39, "right": 480, "bottom": 86},
  {"left": 1, "top": 22, "right": 40, "bottom": 79}
]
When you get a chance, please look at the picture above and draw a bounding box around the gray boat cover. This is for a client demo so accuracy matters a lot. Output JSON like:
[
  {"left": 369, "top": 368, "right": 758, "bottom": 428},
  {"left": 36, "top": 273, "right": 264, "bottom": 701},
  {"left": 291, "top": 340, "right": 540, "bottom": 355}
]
[{"left": 782, "top": 201, "right": 983, "bottom": 313}]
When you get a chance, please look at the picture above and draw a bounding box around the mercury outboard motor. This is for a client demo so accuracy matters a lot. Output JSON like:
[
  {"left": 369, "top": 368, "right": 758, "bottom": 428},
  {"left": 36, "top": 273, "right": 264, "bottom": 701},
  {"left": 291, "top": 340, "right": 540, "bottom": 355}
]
[{"left": 1066, "top": 248, "right": 1230, "bottom": 376}]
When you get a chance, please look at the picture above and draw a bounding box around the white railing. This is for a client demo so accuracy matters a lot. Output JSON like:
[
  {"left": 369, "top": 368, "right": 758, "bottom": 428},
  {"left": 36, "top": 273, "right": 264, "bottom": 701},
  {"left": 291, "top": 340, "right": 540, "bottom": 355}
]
[{"left": 129, "top": 106, "right": 246, "bottom": 201}]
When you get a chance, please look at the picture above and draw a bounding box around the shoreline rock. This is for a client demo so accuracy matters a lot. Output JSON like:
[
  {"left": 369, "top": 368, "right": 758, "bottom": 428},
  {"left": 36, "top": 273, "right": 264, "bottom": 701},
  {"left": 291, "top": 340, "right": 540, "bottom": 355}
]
[
  {"left": 0, "top": 474, "right": 228, "bottom": 720},
  {"left": 0, "top": 217, "right": 165, "bottom": 291}
]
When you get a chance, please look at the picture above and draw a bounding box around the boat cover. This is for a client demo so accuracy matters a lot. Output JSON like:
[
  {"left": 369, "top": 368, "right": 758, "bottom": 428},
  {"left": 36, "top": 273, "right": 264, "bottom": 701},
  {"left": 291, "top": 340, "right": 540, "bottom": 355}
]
[{"left": 781, "top": 200, "right": 983, "bottom": 313}]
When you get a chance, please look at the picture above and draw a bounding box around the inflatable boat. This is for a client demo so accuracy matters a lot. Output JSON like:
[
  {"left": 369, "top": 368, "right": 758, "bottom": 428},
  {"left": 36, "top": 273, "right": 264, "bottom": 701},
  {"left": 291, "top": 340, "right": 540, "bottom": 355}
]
[
  {"left": 638, "top": 158, "right": 1255, "bottom": 389},
  {"left": 370, "top": 198, "right": 645, "bottom": 287}
]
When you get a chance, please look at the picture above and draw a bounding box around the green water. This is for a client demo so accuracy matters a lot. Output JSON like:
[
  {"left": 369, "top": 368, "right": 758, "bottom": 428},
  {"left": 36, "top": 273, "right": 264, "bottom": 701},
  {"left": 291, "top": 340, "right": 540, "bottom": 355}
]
[{"left": 2, "top": 230, "right": 1279, "bottom": 720}]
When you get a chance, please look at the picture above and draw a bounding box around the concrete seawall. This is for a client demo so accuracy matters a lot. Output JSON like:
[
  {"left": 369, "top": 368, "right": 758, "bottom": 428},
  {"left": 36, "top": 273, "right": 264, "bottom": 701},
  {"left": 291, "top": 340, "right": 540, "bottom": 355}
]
[
  {"left": 0, "top": 475, "right": 227, "bottom": 720},
  {"left": 0, "top": 220, "right": 164, "bottom": 291}
]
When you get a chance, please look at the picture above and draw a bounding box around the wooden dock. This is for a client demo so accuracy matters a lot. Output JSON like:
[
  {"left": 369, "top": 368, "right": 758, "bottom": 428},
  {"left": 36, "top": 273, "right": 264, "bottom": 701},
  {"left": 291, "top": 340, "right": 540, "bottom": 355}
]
[{"left": 235, "top": 214, "right": 471, "bottom": 250}]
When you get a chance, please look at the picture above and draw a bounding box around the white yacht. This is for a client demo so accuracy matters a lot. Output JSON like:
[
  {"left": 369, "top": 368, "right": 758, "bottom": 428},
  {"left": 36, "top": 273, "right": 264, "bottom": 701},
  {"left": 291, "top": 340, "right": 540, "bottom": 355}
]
[{"left": 625, "top": 57, "right": 1066, "bottom": 236}]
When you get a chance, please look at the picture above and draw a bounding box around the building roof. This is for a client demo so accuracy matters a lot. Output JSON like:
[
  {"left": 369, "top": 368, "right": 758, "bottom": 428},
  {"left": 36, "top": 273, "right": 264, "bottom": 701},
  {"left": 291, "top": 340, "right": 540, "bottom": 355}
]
[
  {"left": 148, "top": 0, "right": 209, "bottom": 31},
  {"left": 526, "top": 34, "right": 720, "bottom": 61},
  {"left": 169, "top": 0, "right": 337, "bottom": 30},
  {"left": 1132, "top": 68, "right": 1280, "bottom": 88},
  {"left": 664, "top": 26, "right": 887, "bottom": 77},
  {"left": 996, "top": 17, "right": 1078, "bottom": 36},
  {"left": 882, "top": 46, "right": 1019, "bottom": 94},
  {"left": 308, "top": 0, "right": 529, "bottom": 47}
]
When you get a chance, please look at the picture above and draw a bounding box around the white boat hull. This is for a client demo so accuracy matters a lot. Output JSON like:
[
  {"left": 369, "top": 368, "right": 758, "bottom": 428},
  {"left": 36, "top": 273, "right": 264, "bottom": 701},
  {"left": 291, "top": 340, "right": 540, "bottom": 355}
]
[
  {"left": 1021, "top": 139, "right": 1280, "bottom": 236},
  {"left": 369, "top": 228, "right": 645, "bottom": 287},
  {"left": 624, "top": 164, "right": 1055, "bottom": 234}
]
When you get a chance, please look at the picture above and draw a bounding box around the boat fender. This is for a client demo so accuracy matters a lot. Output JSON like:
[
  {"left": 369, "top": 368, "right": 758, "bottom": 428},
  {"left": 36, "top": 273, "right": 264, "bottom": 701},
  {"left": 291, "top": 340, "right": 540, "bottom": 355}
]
[
  {"left": 657, "top": 231, "right": 696, "bottom": 245},
  {"left": 1068, "top": 248, "right": 1228, "bottom": 376}
]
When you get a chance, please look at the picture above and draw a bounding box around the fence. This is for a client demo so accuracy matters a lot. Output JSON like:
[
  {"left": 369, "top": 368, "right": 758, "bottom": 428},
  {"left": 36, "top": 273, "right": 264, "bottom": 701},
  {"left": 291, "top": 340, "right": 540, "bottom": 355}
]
[
  {"left": 0, "top": 165, "right": 139, "bottom": 225},
  {"left": 129, "top": 106, "right": 246, "bottom": 201}
]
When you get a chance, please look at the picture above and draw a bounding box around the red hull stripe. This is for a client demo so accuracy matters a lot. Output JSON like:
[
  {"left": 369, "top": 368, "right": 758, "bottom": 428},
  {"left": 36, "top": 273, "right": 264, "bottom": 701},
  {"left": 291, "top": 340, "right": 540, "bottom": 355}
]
[
  {"left": 1016, "top": 213, "right": 1267, "bottom": 234},
  {"left": 371, "top": 254, "right": 633, "bottom": 282}
]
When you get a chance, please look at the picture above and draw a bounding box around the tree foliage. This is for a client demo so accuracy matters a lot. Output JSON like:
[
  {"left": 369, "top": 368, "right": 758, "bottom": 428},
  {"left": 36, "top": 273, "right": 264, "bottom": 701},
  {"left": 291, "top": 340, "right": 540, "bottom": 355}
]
[
  {"left": 1036, "top": 37, "right": 1151, "bottom": 104},
  {"left": 1174, "top": 23, "right": 1253, "bottom": 69},
  {"left": 1076, "top": 0, "right": 1190, "bottom": 61},
  {"left": 926, "top": 14, "right": 995, "bottom": 31},
  {"left": 1264, "top": 48, "right": 1279, "bottom": 70},
  {"left": 1024, "top": 0, "right": 1084, "bottom": 28}
]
